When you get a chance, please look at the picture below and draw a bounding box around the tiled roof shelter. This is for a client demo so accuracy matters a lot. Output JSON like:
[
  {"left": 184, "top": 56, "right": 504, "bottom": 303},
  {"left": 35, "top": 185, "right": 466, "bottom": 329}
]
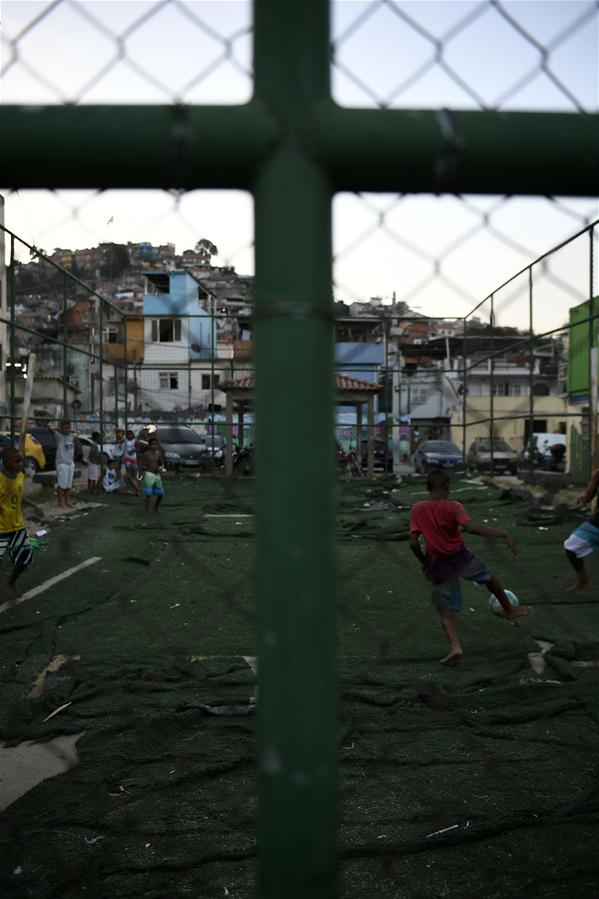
[{"left": 222, "top": 373, "right": 382, "bottom": 476}]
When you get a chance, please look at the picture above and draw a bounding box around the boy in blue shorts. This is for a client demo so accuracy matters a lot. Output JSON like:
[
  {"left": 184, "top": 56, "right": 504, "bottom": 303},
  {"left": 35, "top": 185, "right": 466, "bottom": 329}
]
[
  {"left": 409, "top": 470, "right": 531, "bottom": 666},
  {"left": 564, "top": 468, "right": 599, "bottom": 591},
  {"left": 140, "top": 437, "right": 164, "bottom": 514}
]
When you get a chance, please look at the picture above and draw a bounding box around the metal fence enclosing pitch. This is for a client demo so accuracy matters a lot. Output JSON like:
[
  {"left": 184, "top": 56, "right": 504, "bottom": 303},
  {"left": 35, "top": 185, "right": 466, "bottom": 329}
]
[{"left": 1, "top": 1, "right": 598, "bottom": 897}]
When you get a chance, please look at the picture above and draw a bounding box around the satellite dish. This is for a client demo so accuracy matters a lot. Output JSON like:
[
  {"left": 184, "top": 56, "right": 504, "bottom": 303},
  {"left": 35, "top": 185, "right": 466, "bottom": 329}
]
[{"left": 190, "top": 343, "right": 201, "bottom": 353}]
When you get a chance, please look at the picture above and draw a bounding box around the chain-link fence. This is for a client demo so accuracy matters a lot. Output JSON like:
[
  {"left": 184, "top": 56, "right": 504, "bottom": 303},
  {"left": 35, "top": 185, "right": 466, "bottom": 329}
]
[{"left": 1, "top": 2, "right": 598, "bottom": 899}]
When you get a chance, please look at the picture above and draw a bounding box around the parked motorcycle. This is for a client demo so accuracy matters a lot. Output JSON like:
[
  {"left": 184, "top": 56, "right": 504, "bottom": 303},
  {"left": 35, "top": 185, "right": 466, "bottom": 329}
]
[{"left": 233, "top": 445, "right": 253, "bottom": 476}]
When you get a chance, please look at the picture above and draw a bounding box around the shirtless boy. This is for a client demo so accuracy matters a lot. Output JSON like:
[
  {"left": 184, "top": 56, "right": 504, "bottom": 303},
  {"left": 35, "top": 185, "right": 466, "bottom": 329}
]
[{"left": 140, "top": 437, "right": 164, "bottom": 514}]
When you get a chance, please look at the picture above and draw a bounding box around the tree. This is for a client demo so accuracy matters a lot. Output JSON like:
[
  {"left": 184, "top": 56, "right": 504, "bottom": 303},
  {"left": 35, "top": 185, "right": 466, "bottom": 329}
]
[{"left": 194, "top": 238, "right": 218, "bottom": 263}]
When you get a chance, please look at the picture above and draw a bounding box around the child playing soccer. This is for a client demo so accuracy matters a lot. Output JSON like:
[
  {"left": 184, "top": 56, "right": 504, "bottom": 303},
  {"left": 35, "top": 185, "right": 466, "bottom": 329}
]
[
  {"left": 87, "top": 432, "right": 102, "bottom": 494},
  {"left": 0, "top": 447, "right": 43, "bottom": 596},
  {"left": 140, "top": 437, "right": 164, "bottom": 513},
  {"left": 563, "top": 468, "right": 599, "bottom": 591},
  {"left": 409, "top": 470, "right": 531, "bottom": 666}
]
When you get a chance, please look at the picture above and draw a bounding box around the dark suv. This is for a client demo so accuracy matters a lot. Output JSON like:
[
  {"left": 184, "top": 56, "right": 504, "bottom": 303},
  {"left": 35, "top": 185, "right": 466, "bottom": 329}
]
[{"left": 137, "top": 425, "right": 212, "bottom": 470}]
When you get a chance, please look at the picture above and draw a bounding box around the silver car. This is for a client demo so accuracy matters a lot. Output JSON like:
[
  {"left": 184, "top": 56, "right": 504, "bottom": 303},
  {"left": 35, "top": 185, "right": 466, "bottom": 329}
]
[{"left": 466, "top": 438, "right": 518, "bottom": 474}]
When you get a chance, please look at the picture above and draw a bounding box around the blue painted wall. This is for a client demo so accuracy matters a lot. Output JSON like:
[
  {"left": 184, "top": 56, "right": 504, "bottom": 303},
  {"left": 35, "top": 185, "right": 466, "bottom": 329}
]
[
  {"left": 335, "top": 342, "right": 384, "bottom": 382},
  {"left": 336, "top": 342, "right": 384, "bottom": 414},
  {"left": 143, "top": 272, "right": 215, "bottom": 360}
]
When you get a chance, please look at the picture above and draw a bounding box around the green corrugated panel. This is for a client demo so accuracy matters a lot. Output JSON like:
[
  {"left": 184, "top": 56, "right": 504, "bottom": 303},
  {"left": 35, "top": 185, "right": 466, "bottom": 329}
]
[{"left": 567, "top": 298, "right": 599, "bottom": 397}]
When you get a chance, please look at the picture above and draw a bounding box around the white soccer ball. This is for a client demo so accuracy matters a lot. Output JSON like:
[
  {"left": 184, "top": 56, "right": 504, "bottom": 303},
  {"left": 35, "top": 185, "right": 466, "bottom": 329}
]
[{"left": 489, "top": 589, "right": 519, "bottom": 616}]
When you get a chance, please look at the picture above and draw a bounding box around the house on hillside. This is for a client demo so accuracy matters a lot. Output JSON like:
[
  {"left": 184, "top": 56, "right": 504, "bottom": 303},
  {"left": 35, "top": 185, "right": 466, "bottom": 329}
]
[
  {"left": 388, "top": 316, "right": 461, "bottom": 442},
  {"left": 138, "top": 271, "right": 233, "bottom": 414}
]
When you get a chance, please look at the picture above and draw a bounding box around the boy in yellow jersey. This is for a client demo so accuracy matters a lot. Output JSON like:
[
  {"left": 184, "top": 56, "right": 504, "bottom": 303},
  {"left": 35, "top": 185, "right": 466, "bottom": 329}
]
[{"left": 0, "top": 448, "right": 43, "bottom": 597}]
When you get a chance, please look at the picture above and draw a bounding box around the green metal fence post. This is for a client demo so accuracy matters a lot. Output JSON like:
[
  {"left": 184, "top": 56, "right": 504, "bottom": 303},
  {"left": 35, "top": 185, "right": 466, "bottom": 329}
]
[
  {"left": 99, "top": 298, "right": 104, "bottom": 443},
  {"left": 114, "top": 363, "right": 119, "bottom": 433},
  {"left": 8, "top": 236, "right": 15, "bottom": 442},
  {"left": 123, "top": 314, "right": 129, "bottom": 435},
  {"left": 589, "top": 225, "right": 596, "bottom": 473},
  {"left": 254, "top": 1, "right": 336, "bottom": 897},
  {"left": 462, "top": 317, "right": 467, "bottom": 460},
  {"left": 490, "top": 296, "right": 494, "bottom": 471},
  {"left": 63, "top": 273, "right": 68, "bottom": 422},
  {"left": 529, "top": 268, "right": 534, "bottom": 453}
]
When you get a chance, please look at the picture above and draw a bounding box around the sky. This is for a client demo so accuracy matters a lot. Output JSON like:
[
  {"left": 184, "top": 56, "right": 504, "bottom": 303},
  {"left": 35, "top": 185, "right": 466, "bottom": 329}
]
[{"left": 1, "top": 0, "right": 598, "bottom": 332}]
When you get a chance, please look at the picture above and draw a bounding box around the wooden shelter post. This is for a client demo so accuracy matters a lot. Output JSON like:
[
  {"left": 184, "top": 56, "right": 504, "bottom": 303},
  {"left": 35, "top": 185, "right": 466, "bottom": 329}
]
[
  {"left": 226, "top": 392, "right": 234, "bottom": 476},
  {"left": 238, "top": 406, "right": 245, "bottom": 448},
  {"left": 367, "top": 394, "right": 375, "bottom": 476}
]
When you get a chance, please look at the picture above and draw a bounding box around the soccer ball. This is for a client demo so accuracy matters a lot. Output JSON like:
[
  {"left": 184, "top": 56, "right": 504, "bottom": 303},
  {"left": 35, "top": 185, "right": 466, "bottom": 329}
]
[{"left": 489, "top": 589, "right": 519, "bottom": 616}]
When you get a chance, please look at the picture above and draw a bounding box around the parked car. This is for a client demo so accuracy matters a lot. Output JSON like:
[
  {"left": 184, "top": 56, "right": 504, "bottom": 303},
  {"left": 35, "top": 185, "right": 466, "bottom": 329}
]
[
  {"left": 466, "top": 438, "right": 518, "bottom": 475},
  {"left": 360, "top": 438, "right": 394, "bottom": 471},
  {"left": 77, "top": 435, "right": 121, "bottom": 465},
  {"left": 137, "top": 425, "right": 212, "bottom": 469},
  {"left": 414, "top": 440, "right": 464, "bottom": 473},
  {"left": 0, "top": 432, "right": 46, "bottom": 473},
  {"left": 27, "top": 426, "right": 57, "bottom": 470}
]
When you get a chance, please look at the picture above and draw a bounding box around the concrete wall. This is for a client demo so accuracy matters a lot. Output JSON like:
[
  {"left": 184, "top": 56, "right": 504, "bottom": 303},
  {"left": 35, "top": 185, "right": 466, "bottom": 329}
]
[
  {"left": 138, "top": 367, "right": 190, "bottom": 412},
  {"left": 451, "top": 394, "right": 569, "bottom": 452}
]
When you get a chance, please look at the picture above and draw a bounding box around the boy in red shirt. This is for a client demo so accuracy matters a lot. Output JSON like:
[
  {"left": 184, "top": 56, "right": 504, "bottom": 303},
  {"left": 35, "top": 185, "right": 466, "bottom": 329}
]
[{"left": 409, "top": 470, "right": 531, "bottom": 666}]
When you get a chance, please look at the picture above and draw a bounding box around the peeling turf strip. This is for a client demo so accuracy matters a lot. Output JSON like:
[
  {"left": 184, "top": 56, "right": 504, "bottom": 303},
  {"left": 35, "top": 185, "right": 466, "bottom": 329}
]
[{"left": 0, "top": 557, "right": 102, "bottom": 614}]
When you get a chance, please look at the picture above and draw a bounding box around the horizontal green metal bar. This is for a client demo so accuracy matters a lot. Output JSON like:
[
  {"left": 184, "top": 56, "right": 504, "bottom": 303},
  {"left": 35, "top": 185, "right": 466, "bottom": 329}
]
[
  {"left": 310, "top": 104, "right": 599, "bottom": 196},
  {"left": 0, "top": 103, "right": 278, "bottom": 189},
  {"left": 464, "top": 412, "right": 581, "bottom": 427},
  {"left": 2, "top": 104, "right": 597, "bottom": 196}
]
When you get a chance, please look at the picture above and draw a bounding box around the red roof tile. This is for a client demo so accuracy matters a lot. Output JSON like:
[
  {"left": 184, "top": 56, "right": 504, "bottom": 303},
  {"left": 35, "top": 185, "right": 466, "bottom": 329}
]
[{"left": 222, "top": 374, "right": 380, "bottom": 392}]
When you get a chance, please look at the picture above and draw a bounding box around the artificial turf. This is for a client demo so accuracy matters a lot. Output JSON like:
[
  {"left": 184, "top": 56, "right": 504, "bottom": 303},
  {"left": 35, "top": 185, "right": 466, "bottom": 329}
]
[{"left": 0, "top": 472, "right": 597, "bottom": 898}]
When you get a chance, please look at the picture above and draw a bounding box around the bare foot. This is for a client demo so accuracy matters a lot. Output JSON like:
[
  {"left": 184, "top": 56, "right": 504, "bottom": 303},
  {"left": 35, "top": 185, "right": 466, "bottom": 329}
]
[
  {"left": 440, "top": 646, "right": 463, "bottom": 666},
  {"left": 504, "top": 605, "right": 533, "bottom": 619},
  {"left": 567, "top": 579, "right": 588, "bottom": 593},
  {"left": 6, "top": 580, "right": 22, "bottom": 598}
]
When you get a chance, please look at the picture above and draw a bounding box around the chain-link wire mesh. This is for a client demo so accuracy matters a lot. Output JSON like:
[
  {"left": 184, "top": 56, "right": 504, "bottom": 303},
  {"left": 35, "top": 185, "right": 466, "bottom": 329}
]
[
  {"left": 1, "top": 0, "right": 252, "bottom": 105},
  {"left": 1, "top": 1, "right": 599, "bottom": 898}
]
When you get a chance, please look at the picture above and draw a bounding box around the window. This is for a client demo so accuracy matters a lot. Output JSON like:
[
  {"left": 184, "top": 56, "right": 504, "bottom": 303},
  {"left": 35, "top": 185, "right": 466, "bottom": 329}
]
[
  {"left": 411, "top": 385, "right": 429, "bottom": 405},
  {"left": 159, "top": 372, "right": 179, "bottom": 390},
  {"left": 106, "top": 326, "right": 119, "bottom": 344},
  {"left": 151, "top": 319, "right": 182, "bottom": 342},
  {"left": 201, "top": 373, "right": 221, "bottom": 390},
  {"left": 491, "top": 381, "right": 526, "bottom": 397}
]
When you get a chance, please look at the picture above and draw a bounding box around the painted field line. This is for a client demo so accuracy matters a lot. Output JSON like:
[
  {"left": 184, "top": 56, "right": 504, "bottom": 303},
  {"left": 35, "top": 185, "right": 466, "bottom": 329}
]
[
  {"left": 0, "top": 557, "right": 102, "bottom": 615},
  {"left": 204, "top": 514, "right": 254, "bottom": 518}
]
